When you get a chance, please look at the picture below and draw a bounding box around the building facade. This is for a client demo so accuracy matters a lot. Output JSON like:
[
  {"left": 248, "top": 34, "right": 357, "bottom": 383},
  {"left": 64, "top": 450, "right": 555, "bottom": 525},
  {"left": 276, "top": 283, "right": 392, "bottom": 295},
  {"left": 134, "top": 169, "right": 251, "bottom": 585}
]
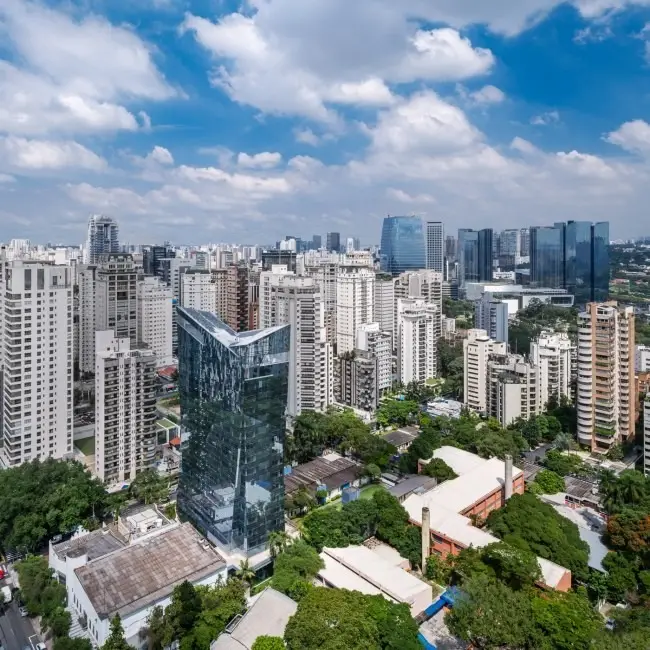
[
  {"left": 177, "top": 308, "right": 289, "bottom": 555},
  {"left": 137, "top": 276, "right": 173, "bottom": 367},
  {"left": 85, "top": 215, "right": 119, "bottom": 265},
  {"left": 397, "top": 298, "right": 439, "bottom": 385},
  {"left": 474, "top": 293, "right": 509, "bottom": 343},
  {"left": 95, "top": 331, "right": 157, "bottom": 484},
  {"left": 373, "top": 275, "right": 395, "bottom": 343},
  {"left": 458, "top": 228, "right": 493, "bottom": 288},
  {"left": 225, "top": 264, "right": 250, "bottom": 332},
  {"left": 336, "top": 265, "right": 375, "bottom": 354},
  {"left": 326, "top": 232, "right": 341, "bottom": 253},
  {"left": 181, "top": 270, "right": 218, "bottom": 313},
  {"left": 577, "top": 302, "right": 635, "bottom": 452},
  {"left": 530, "top": 331, "right": 574, "bottom": 407},
  {"left": 426, "top": 221, "right": 444, "bottom": 273},
  {"left": 0, "top": 260, "right": 73, "bottom": 467},
  {"left": 380, "top": 216, "right": 426, "bottom": 276},
  {"left": 463, "top": 329, "right": 507, "bottom": 413}
]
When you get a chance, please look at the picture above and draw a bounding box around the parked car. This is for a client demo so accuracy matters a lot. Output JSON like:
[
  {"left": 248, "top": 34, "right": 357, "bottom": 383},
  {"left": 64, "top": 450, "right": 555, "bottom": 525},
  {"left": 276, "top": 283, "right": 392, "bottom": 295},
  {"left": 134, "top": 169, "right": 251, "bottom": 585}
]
[{"left": 19, "top": 605, "right": 28, "bottom": 617}]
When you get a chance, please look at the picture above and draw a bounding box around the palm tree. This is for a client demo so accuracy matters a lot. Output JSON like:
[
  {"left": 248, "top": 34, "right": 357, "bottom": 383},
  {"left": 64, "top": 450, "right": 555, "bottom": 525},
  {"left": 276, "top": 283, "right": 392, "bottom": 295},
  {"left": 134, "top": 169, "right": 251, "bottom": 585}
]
[
  {"left": 268, "top": 531, "right": 291, "bottom": 558},
  {"left": 553, "top": 432, "right": 574, "bottom": 456},
  {"left": 235, "top": 559, "right": 256, "bottom": 586}
]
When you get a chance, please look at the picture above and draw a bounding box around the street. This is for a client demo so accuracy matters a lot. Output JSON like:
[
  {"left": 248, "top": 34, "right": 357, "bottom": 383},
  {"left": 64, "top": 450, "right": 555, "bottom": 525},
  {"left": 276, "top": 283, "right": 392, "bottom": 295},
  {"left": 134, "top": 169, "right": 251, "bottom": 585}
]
[{"left": 0, "top": 600, "right": 36, "bottom": 650}]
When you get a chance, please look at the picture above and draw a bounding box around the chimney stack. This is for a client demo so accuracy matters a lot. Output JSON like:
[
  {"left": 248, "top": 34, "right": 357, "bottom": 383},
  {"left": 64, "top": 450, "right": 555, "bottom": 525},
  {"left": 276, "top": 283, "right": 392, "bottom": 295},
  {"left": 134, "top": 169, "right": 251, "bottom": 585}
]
[
  {"left": 504, "top": 455, "right": 513, "bottom": 501},
  {"left": 421, "top": 507, "right": 431, "bottom": 571}
]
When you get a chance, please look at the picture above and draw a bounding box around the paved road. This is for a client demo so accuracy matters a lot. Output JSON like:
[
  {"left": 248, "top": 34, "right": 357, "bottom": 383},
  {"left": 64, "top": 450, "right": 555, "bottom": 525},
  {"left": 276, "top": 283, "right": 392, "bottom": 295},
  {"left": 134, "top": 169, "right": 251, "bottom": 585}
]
[{"left": 0, "top": 601, "right": 36, "bottom": 650}]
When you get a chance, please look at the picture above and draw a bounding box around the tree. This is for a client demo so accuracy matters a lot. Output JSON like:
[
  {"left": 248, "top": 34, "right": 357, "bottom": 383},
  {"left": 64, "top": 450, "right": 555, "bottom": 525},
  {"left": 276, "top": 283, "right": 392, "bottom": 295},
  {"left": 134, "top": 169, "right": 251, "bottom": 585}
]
[
  {"left": 480, "top": 542, "right": 541, "bottom": 590},
  {"left": 445, "top": 575, "right": 534, "bottom": 649},
  {"left": 43, "top": 606, "right": 72, "bottom": 638},
  {"left": 273, "top": 540, "right": 323, "bottom": 602},
  {"left": 421, "top": 458, "right": 457, "bottom": 483},
  {"left": 534, "top": 469, "right": 566, "bottom": 495},
  {"left": 607, "top": 509, "right": 650, "bottom": 555},
  {"left": 364, "top": 463, "right": 382, "bottom": 483},
  {"left": 375, "top": 399, "right": 419, "bottom": 428},
  {"left": 235, "top": 559, "right": 256, "bottom": 586},
  {"left": 269, "top": 531, "right": 292, "bottom": 558},
  {"left": 543, "top": 449, "right": 586, "bottom": 477},
  {"left": 602, "top": 552, "right": 639, "bottom": 602},
  {"left": 165, "top": 581, "right": 203, "bottom": 639},
  {"left": 102, "top": 615, "right": 131, "bottom": 650},
  {"left": 600, "top": 470, "right": 649, "bottom": 514},
  {"left": 145, "top": 605, "right": 167, "bottom": 650},
  {"left": 129, "top": 469, "right": 169, "bottom": 505},
  {"left": 53, "top": 639, "right": 93, "bottom": 650},
  {"left": 252, "top": 637, "right": 285, "bottom": 650}
]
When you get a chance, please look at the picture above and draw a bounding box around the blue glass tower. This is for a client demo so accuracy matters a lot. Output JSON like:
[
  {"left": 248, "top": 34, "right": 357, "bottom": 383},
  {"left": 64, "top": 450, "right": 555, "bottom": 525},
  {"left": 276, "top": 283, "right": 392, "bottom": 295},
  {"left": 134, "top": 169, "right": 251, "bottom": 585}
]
[
  {"left": 458, "top": 228, "right": 493, "bottom": 287},
  {"left": 530, "top": 225, "right": 565, "bottom": 289},
  {"left": 177, "top": 307, "right": 290, "bottom": 555},
  {"left": 380, "top": 216, "right": 426, "bottom": 276}
]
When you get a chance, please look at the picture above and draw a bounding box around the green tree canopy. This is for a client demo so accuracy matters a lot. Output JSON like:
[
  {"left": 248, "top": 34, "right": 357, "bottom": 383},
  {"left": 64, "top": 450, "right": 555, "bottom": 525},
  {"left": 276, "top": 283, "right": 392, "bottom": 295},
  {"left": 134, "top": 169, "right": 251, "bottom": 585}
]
[
  {"left": 534, "top": 469, "right": 566, "bottom": 495},
  {"left": 252, "top": 637, "right": 285, "bottom": 650},
  {"left": 102, "top": 615, "right": 131, "bottom": 650},
  {"left": 53, "top": 639, "right": 93, "bottom": 650},
  {"left": 421, "top": 458, "right": 457, "bottom": 483},
  {"left": 129, "top": 469, "right": 169, "bottom": 505},
  {"left": 272, "top": 540, "right": 324, "bottom": 602}
]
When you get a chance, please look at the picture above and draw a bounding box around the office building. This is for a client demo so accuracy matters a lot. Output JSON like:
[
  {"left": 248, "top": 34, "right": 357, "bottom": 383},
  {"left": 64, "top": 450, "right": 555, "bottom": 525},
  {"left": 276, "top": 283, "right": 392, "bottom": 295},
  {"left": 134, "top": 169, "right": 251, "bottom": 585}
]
[
  {"left": 520, "top": 228, "right": 530, "bottom": 257},
  {"left": 458, "top": 228, "right": 493, "bottom": 288},
  {"left": 137, "top": 276, "right": 173, "bottom": 368},
  {"left": 85, "top": 215, "right": 119, "bottom": 264},
  {"left": 636, "top": 345, "right": 650, "bottom": 373},
  {"left": 326, "top": 232, "right": 341, "bottom": 253},
  {"left": 94, "top": 331, "right": 157, "bottom": 485},
  {"left": 397, "top": 298, "right": 440, "bottom": 385},
  {"left": 564, "top": 221, "right": 609, "bottom": 304},
  {"left": 487, "top": 353, "right": 541, "bottom": 426},
  {"left": 498, "top": 229, "right": 520, "bottom": 269},
  {"left": 463, "top": 329, "right": 507, "bottom": 413},
  {"left": 445, "top": 235, "right": 457, "bottom": 262},
  {"left": 0, "top": 260, "right": 73, "bottom": 467},
  {"left": 312, "top": 235, "right": 322, "bottom": 250},
  {"left": 577, "top": 302, "right": 635, "bottom": 452},
  {"left": 380, "top": 216, "right": 426, "bottom": 276},
  {"left": 530, "top": 332, "right": 574, "bottom": 408},
  {"left": 373, "top": 274, "right": 395, "bottom": 342},
  {"left": 225, "top": 263, "right": 251, "bottom": 332},
  {"left": 143, "top": 245, "right": 174, "bottom": 277},
  {"left": 177, "top": 308, "right": 289, "bottom": 555},
  {"left": 426, "top": 222, "right": 444, "bottom": 273},
  {"left": 474, "top": 293, "right": 509, "bottom": 343},
  {"left": 336, "top": 264, "right": 375, "bottom": 354},
  {"left": 261, "top": 250, "right": 297, "bottom": 273},
  {"left": 78, "top": 254, "right": 139, "bottom": 375}
]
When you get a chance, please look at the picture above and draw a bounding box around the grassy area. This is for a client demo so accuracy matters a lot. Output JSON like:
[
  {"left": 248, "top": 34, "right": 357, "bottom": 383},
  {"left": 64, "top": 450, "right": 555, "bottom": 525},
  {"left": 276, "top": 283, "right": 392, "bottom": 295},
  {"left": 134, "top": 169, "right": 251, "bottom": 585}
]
[
  {"left": 74, "top": 436, "right": 95, "bottom": 456},
  {"left": 322, "top": 483, "right": 386, "bottom": 510}
]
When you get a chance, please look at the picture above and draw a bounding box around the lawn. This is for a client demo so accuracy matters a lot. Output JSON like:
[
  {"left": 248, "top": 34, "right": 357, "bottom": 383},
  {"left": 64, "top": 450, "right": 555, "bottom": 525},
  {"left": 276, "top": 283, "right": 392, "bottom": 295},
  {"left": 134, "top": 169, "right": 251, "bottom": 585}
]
[
  {"left": 74, "top": 436, "right": 95, "bottom": 456},
  {"left": 322, "top": 483, "right": 386, "bottom": 510}
]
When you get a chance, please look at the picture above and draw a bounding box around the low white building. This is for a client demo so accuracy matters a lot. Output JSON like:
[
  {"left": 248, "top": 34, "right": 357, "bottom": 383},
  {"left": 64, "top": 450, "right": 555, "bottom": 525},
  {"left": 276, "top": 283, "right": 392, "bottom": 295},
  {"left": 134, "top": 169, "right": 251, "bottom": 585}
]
[{"left": 66, "top": 523, "right": 227, "bottom": 647}]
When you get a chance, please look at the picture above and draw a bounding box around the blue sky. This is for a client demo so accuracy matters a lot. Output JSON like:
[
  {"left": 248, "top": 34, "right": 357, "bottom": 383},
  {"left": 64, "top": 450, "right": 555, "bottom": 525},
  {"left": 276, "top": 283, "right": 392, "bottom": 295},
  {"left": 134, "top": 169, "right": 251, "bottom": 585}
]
[{"left": 2, "top": 0, "right": 650, "bottom": 245}]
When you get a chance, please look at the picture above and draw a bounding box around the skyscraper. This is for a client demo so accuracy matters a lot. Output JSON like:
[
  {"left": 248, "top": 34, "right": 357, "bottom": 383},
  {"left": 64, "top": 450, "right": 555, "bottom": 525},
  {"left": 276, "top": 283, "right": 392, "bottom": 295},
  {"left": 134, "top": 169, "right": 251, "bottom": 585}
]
[
  {"left": 0, "top": 260, "right": 73, "bottom": 467},
  {"left": 426, "top": 221, "right": 444, "bottom": 273},
  {"left": 380, "top": 216, "right": 426, "bottom": 276},
  {"left": 397, "top": 298, "right": 440, "bottom": 384},
  {"left": 475, "top": 293, "right": 509, "bottom": 343},
  {"left": 336, "top": 264, "right": 375, "bottom": 354},
  {"left": 177, "top": 308, "right": 289, "bottom": 555},
  {"left": 530, "top": 224, "right": 565, "bottom": 289},
  {"left": 565, "top": 221, "right": 610, "bottom": 304},
  {"left": 85, "top": 215, "right": 119, "bottom": 264},
  {"left": 137, "top": 276, "right": 174, "bottom": 368},
  {"left": 312, "top": 235, "right": 322, "bottom": 250},
  {"left": 326, "top": 232, "right": 341, "bottom": 253},
  {"left": 458, "top": 228, "right": 493, "bottom": 288},
  {"left": 520, "top": 228, "right": 530, "bottom": 257}
]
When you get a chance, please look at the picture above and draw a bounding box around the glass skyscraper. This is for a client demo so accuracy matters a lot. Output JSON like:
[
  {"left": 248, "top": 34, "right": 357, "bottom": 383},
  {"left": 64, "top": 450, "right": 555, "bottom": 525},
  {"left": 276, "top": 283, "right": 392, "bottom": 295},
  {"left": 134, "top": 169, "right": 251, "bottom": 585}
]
[
  {"left": 458, "top": 228, "right": 493, "bottom": 287},
  {"left": 530, "top": 225, "right": 565, "bottom": 289},
  {"left": 177, "top": 307, "right": 290, "bottom": 555},
  {"left": 380, "top": 216, "right": 426, "bottom": 276}
]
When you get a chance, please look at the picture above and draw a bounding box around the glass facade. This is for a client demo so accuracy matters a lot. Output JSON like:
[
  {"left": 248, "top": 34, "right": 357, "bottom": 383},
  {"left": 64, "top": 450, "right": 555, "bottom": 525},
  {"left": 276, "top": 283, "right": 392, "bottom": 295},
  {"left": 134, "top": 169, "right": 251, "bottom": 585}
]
[
  {"left": 565, "top": 221, "right": 593, "bottom": 304},
  {"left": 458, "top": 228, "right": 493, "bottom": 286},
  {"left": 380, "top": 216, "right": 426, "bottom": 276},
  {"left": 592, "top": 221, "right": 610, "bottom": 303},
  {"left": 530, "top": 225, "right": 565, "bottom": 289},
  {"left": 177, "top": 307, "right": 289, "bottom": 556}
]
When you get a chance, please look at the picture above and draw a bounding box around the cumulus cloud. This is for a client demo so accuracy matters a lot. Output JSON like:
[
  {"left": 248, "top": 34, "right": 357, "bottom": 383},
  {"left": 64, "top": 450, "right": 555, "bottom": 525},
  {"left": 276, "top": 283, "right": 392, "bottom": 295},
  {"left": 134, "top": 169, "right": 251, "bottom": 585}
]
[
  {"left": 294, "top": 128, "right": 322, "bottom": 146},
  {"left": 0, "top": 136, "right": 106, "bottom": 171},
  {"left": 0, "top": 0, "right": 176, "bottom": 135},
  {"left": 531, "top": 110, "right": 560, "bottom": 125},
  {"left": 237, "top": 152, "right": 283, "bottom": 169},
  {"left": 605, "top": 119, "right": 650, "bottom": 154},
  {"left": 470, "top": 85, "right": 506, "bottom": 104},
  {"left": 148, "top": 146, "right": 175, "bottom": 165}
]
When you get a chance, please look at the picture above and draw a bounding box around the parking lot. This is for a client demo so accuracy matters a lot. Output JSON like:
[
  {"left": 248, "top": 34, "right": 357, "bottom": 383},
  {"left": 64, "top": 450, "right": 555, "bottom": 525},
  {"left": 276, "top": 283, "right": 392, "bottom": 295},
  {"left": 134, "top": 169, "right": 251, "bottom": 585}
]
[{"left": 0, "top": 599, "right": 37, "bottom": 650}]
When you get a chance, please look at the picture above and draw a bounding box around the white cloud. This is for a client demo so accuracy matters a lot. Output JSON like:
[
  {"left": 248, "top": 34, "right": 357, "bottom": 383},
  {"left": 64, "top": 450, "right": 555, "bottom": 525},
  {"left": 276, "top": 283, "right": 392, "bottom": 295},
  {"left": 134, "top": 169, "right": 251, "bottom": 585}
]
[
  {"left": 0, "top": 136, "right": 106, "bottom": 170},
  {"left": 470, "top": 85, "right": 506, "bottom": 104},
  {"left": 0, "top": 0, "right": 176, "bottom": 136},
  {"left": 237, "top": 152, "right": 283, "bottom": 169},
  {"left": 386, "top": 188, "right": 435, "bottom": 203},
  {"left": 605, "top": 119, "right": 650, "bottom": 154},
  {"left": 294, "top": 128, "right": 321, "bottom": 146},
  {"left": 182, "top": 6, "right": 493, "bottom": 120},
  {"left": 531, "top": 110, "right": 560, "bottom": 125},
  {"left": 148, "top": 146, "right": 175, "bottom": 165},
  {"left": 0, "top": 173, "right": 16, "bottom": 183}
]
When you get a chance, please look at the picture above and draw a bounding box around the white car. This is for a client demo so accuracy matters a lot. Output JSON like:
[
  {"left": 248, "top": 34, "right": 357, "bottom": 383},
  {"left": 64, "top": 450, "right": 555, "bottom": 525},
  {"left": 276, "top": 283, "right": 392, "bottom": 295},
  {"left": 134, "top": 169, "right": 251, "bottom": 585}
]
[{"left": 19, "top": 605, "right": 28, "bottom": 617}]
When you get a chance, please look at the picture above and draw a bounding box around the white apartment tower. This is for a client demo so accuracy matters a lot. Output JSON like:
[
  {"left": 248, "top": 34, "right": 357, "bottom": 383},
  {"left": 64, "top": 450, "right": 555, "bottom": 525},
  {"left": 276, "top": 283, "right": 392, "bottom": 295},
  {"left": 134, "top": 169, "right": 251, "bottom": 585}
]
[
  {"left": 336, "top": 265, "right": 375, "bottom": 354},
  {"left": 95, "top": 331, "right": 157, "bottom": 485},
  {"left": 636, "top": 345, "right": 650, "bottom": 373},
  {"left": 374, "top": 275, "right": 395, "bottom": 343},
  {"left": 530, "top": 331, "right": 574, "bottom": 408},
  {"left": 259, "top": 265, "right": 294, "bottom": 329},
  {"left": 463, "top": 329, "right": 507, "bottom": 413},
  {"left": 394, "top": 270, "right": 443, "bottom": 337},
  {"left": 644, "top": 395, "right": 650, "bottom": 477},
  {"left": 85, "top": 215, "right": 119, "bottom": 264},
  {"left": 397, "top": 298, "right": 440, "bottom": 385},
  {"left": 426, "top": 222, "right": 444, "bottom": 273},
  {"left": 181, "top": 270, "right": 218, "bottom": 313},
  {"left": 0, "top": 260, "right": 73, "bottom": 467},
  {"left": 78, "top": 254, "right": 139, "bottom": 375},
  {"left": 577, "top": 302, "right": 635, "bottom": 452},
  {"left": 137, "top": 276, "right": 173, "bottom": 367}
]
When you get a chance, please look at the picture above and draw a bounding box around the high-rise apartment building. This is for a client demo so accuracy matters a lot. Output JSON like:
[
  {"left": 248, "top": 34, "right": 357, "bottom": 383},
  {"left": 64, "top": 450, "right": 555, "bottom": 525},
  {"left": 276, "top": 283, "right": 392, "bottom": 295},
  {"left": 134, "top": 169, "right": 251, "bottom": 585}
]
[
  {"left": 475, "top": 293, "right": 508, "bottom": 343},
  {"left": 577, "top": 302, "right": 635, "bottom": 452},
  {"left": 644, "top": 396, "right": 650, "bottom": 477},
  {"left": 137, "top": 276, "right": 173, "bottom": 367},
  {"left": 94, "top": 331, "right": 157, "bottom": 485},
  {"left": 226, "top": 264, "right": 250, "bottom": 332},
  {"left": 530, "top": 331, "right": 574, "bottom": 408},
  {"left": 380, "top": 216, "right": 426, "bottom": 276},
  {"left": 336, "top": 264, "right": 375, "bottom": 354},
  {"left": 426, "top": 222, "right": 444, "bottom": 273},
  {"left": 357, "top": 323, "right": 392, "bottom": 394},
  {"left": 0, "top": 260, "right": 73, "bottom": 467},
  {"left": 181, "top": 270, "right": 218, "bottom": 313},
  {"left": 393, "top": 270, "right": 443, "bottom": 339},
  {"left": 373, "top": 274, "right": 395, "bottom": 342},
  {"left": 259, "top": 265, "right": 294, "bottom": 329},
  {"left": 463, "top": 329, "right": 507, "bottom": 413},
  {"left": 458, "top": 228, "right": 493, "bottom": 288},
  {"left": 636, "top": 345, "right": 650, "bottom": 373},
  {"left": 85, "top": 215, "right": 119, "bottom": 264},
  {"left": 326, "top": 232, "right": 341, "bottom": 253},
  {"left": 78, "top": 254, "right": 139, "bottom": 375},
  {"left": 177, "top": 308, "right": 289, "bottom": 555},
  {"left": 397, "top": 298, "right": 440, "bottom": 385}
]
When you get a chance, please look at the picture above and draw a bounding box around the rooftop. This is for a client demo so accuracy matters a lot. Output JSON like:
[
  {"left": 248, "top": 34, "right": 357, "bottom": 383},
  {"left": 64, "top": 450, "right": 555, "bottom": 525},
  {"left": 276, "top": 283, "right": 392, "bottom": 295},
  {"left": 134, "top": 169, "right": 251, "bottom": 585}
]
[
  {"left": 51, "top": 528, "right": 125, "bottom": 562},
  {"left": 388, "top": 475, "right": 437, "bottom": 500},
  {"left": 210, "top": 588, "right": 297, "bottom": 650},
  {"left": 384, "top": 428, "right": 420, "bottom": 448},
  {"left": 75, "top": 523, "right": 226, "bottom": 619},
  {"left": 285, "top": 453, "right": 361, "bottom": 494}
]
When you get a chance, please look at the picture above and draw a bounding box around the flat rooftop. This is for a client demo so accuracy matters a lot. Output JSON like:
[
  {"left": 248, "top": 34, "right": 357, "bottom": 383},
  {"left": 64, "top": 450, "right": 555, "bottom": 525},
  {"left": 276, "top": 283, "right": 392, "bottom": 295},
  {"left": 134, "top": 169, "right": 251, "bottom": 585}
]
[
  {"left": 75, "top": 523, "right": 225, "bottom": 619},
  {"left": 285, "top": 453, "right": 360, "bottom": 494},
  {"left": 51, "top": 528, "right": 125, "bottom": 562},
  {"left": 384, "top": 428, "right": 420, "bottom": 448}
]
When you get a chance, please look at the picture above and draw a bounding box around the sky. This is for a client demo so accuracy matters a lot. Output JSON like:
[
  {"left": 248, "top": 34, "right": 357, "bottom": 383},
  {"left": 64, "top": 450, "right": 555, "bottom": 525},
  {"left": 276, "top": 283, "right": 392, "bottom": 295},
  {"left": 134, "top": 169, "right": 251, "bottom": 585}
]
[{"left": 2, "top": 1, "right": 650, "bottom": 245}]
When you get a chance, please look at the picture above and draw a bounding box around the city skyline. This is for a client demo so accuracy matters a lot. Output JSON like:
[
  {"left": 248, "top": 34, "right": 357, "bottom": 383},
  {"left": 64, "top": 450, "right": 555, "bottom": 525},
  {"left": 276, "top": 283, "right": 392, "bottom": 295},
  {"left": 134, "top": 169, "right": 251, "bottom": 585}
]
[{"left": 2, "top": 2, "right": 650, "bottom": 242}]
